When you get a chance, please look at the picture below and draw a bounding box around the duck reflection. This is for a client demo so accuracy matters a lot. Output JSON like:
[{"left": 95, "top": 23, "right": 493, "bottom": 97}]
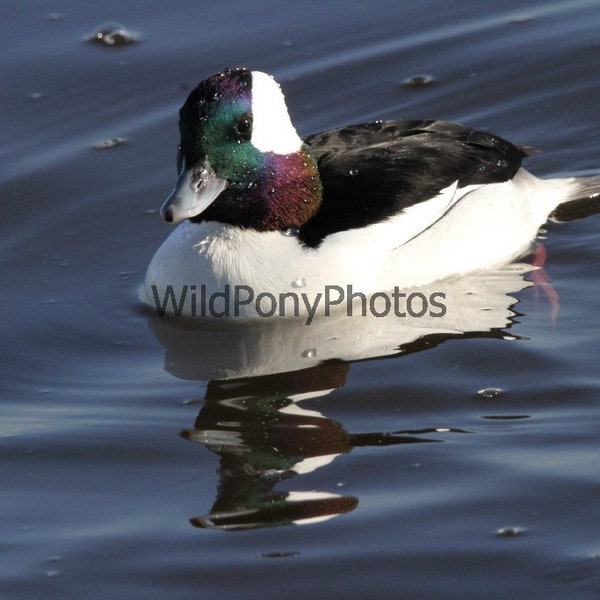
[
  {"left": 180, "top": 364, "right": 465, "bottom": 530},
  {"left": 146, "top": 262, "right": 543, "bottom": 530},
  {"left": 148, "top": 264, "right": 535, "bottom": 382}
]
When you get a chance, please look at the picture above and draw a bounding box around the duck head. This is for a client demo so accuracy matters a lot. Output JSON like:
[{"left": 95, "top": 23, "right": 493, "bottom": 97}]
[{"left": 161, "top": 67, "right": 322, "bottom": 230}]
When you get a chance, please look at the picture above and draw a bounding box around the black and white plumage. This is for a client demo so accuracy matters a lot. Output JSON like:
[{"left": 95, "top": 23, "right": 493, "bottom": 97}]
[
  {"left": 300, "top": 119, "right": 530, "bottom": 246},
  {"left": 144, "top": 67, "right": 600, "bottom": 318}
]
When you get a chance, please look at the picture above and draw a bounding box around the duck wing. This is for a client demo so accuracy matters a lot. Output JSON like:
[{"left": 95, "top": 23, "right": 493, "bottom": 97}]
[{"left": 300, "top": 120, "right": 529, "bottom": 246}]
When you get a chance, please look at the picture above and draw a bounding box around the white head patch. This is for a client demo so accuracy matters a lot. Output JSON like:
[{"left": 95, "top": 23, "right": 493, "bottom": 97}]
[{"left": 250, "top": 71, "right": 303, "bottom": 155}]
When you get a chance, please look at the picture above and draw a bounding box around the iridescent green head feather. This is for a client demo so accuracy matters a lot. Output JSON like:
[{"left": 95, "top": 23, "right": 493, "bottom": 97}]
[{"left": 161, "top": 67, "right": 321, "bottom": 229}]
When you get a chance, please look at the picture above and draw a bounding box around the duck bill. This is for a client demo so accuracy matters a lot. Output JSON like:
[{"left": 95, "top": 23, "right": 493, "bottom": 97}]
[{"left": 160, "top": 158, "right": 228, "bottom": 224}]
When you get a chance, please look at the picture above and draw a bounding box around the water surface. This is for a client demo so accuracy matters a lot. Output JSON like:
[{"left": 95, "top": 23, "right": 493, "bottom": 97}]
[{"left": 2, "top": 1, "right": 600, "bottom": 598}]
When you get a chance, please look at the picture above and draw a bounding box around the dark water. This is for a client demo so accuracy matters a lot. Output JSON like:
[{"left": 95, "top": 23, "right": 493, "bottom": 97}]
[{"left": 2, "top": 1, "right": 600, "bottom": 598}]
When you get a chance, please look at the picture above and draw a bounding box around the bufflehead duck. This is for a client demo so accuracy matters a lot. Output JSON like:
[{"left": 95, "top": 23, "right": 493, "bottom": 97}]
[{"left": 144, "top": 67, "right": 600, "bottom": 318}]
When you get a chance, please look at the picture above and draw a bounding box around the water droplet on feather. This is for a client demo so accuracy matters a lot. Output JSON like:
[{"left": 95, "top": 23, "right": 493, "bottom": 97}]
[{"left": 291, "top": 277, "right": 306, "bottom": 288}]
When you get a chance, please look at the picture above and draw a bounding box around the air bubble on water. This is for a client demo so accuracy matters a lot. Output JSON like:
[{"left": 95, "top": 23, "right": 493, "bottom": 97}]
[
  {"left": 85, "top": 22, "right": 139, "bottom": 47},
  {"left": 181, "top": 398, "right": 201, "bottom": 406},
  {"left": 482, "top": 414, "right": 530, "bottom": 421},
  {"left": 403, "top": 74, "right": 434, "bottom": 88},
  {"left": 495, "top": 526, "right": 524, "bottom": 537},
  {"left": 291, "top": 277, "right": 306, "bottom": 288},
  {"left": 44, "top": 555, "right": 64, "bottom": 577},
  {"left": 477, "top": 387, "right": 503, "bottom": 399},
  {"left": 94, "top": 138, "right": 126, "bottom": 149},
  {"left": 257, "top": 551, "right": 300, "bottom": 558}
]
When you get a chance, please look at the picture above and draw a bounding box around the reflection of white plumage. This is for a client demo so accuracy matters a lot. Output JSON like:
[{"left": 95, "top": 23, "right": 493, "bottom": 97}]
[{"left": 148, "top": 265, "right": 533, "bottom": 381}]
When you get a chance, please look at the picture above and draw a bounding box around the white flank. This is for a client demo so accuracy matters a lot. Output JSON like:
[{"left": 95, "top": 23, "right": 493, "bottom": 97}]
[{"left": 250, "top": 71, "right": 302, "bottom": 154}]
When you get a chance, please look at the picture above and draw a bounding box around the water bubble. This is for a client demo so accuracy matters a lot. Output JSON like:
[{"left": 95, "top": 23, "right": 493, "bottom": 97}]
[
  {"left": 181, "top": 398, "right": 201, "bottom": 406},
  {"left": 403, "top": 74, "right": 434, "bottom": 88},
  {"left": 348, "top": 168, "right": 359, "bottom": 176},
  {"left": 301, "top": 348, "right": 317, "bottom": 358},
  {"left": 495, "top": 526, "right": 524, "bottom": 537},
  {"left": 257, "top": 551, "right": 300, "bottom": 558},
  {"left": 482, "top": 414, "right": 530, "bottom": 420},
  {"left": 477, "top": 387, "right": 503, "bottom": 399},
  {"left": 85, "top": 22, "right": 138, "bottom": 47},
  {"left": 291, "top": 277, "right": 306, "bottom": 288},
  {"left": 94, "top": 137, "right": 126, "bottom": 149},
  {"left": 44, "top": 555, "right": 64, "bottom": 577}
]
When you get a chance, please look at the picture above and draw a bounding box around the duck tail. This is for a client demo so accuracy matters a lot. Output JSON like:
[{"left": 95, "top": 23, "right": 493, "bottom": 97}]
[{"left": 551, "top": 175, "right": 600, "bottom": 222}]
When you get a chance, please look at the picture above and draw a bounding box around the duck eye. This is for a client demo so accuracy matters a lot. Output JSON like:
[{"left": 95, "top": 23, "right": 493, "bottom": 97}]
[
  {"left": 176, "top": 145, "right": 183, "bottom": 174},
  {"left": 235, "top": 115, "right": 252, "bottom": 140}
]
